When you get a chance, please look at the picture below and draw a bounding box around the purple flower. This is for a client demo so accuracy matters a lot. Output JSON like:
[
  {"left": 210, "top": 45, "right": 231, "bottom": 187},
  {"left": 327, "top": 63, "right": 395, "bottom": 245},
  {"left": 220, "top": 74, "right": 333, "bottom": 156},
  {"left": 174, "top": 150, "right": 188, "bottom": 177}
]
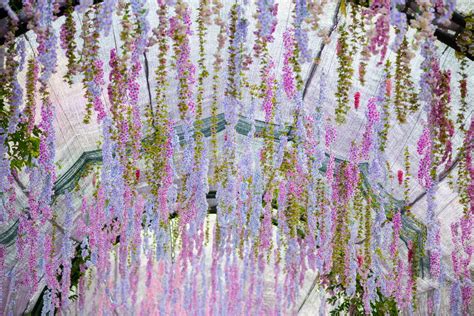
[
  {"left": 294, "top": 0, "right": 311, "bottom": 62},
  {"left": 283, "top": 29, "right": 296, "bottom": 99},
  {"left": 98, "top": 0, "right": 117, "bottom": 35},
  {"left": 255, "top": 0, "right": 278, "bottom": 41}
]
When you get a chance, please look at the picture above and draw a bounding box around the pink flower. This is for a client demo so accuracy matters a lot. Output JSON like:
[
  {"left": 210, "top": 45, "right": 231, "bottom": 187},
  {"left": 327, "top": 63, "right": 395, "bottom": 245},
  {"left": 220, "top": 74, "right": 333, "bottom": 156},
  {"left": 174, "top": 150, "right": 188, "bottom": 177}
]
[
  {"left": 361, "top": 98, "right": 380, "bottom": 159},
  {"left": 283, "top": 29, "right": 296, "bottom": 99},
  {"left": 397, "top": 170, "right": 403, "bottom": 185},
  {"left": 417, "top": 128, "right": 432, "bottom": 188},
  {"left": 385, "top": 79, "right": 392, "bottom": 96},
  {"left": 354, "top": 91, "right": 361, "bottom": 110}
]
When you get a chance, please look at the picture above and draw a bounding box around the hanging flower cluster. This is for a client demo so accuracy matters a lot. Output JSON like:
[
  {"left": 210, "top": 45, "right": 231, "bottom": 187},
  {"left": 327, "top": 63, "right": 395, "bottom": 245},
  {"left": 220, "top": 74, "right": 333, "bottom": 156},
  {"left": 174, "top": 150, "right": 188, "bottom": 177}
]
[
  {"left": 80, "top": 7, "right": 106, "bottom": 123},
  {"left": 1, "top": 1, "right": 473, "bottom": 315},
  {"left": 417, "top": 26, "right": 458, "bottom": 312},
  {"left": 389, "top": 0, "right": 408, "bottom": 51},
  {"left": 209, "top": 7, "right": 226, "bottom": 170},
  {"left": 307, "top": 0, "right": 328, "bottom": 32},
  {"left": 417, "top": 127, "right": 432, "bottom": 189},
  {"left": 254, "top": 0, "right": 278, "bottom": 52},
  {"left": 144, "top": 0, "right": 171, "bottom": 199},
  {"left": 335, "top": 24, "right": 353, "bottom": 124},
  {"left": 459, "top": 116, "right": 474, "bottom": 217},
  {"left": 282, "top": 28, "right": 296, "bottom": 100},
  {"left": 378, "top": 60, "right": 392, "bottom": 152},
  {"left": 59, "top": 5, "right": 78, "bottom": 85},
  {"left": 361, "top": 98, "right": 380, "bottom": 159},
  {"left": 354, "top": 91, "right": 361, "bottom": 110},
  {"left": 450, "top": 215, "right": 473, "bottom": 314},
  {"left": 403, "top": 146, "right": 412, "bottom": 210},
  {"left": 426, "top": 60, "right": 454, "bottom": 167},
  {"left": 294, "top": 0, "right": 311, "bottom": 62},
  {"left": 170, "top": 0, "right": 196, "bottom": 121},
  {"left": 24, "top": 58, "right": 39, "bottom": 134},
  {"left": 394, "top": 37, "right": 419, "bottom": 123}
]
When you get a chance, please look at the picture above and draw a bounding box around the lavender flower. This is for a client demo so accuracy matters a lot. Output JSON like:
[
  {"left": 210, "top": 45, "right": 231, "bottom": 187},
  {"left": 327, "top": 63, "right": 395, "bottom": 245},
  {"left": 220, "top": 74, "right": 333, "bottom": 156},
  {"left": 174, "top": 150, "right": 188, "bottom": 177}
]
[
  {"left": 256, "top": 0, "right": 278, "bottom": 40},
  {"left": 390, "top": 0, "right": 408, "bottom": 51},
  {"left": 450, "top": 280, "right": 462, "bottom": 316},
  {"left": 345, "top": 219, "right": 359, "bottom": 296},
  {"left": 294, "top": 0, "right": 311, "bottom": 62},
  {"left": 98, "top": 0, "right": 117, "bottom": 35}
]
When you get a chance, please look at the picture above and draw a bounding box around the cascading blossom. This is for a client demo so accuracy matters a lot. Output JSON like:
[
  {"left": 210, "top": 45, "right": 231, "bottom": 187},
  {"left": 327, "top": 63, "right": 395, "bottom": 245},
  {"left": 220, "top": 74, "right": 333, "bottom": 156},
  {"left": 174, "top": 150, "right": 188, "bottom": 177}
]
[
  {"left": 130, "top": 0, "right": 150, "bottom": 55},
  {"left": 81, "top": 9, "right": 106, "bottom": 123},
  {"left": 16, "top": 6, "right": 59, "bottom": 299},
  {"left": 4, "top": 38, "right": 24, "bottom": 136},
  {"left": 417, "top": 37, "right": 452, "bottom": 314},
  {"left": 390, "top": 0, "right": 408, "bottom": 51},
  {"left": 253, "top": 0, "right": 278, "bottom": 56},
  {"left": 24, "top": 58, "right": 39, "bottom": 133},
  {"left": 0, "top": 245, "right": 4, "bottom": 305},
  {"left": 59, "top": 7, "right": 78, "bottom": 84},
  {"left": 36, "top": 0, "right": 57, "bottom": 83},
  {"left": 417, "top": 127, "right": 432, "bottom": 188},
  {"left": 426, "top": 186, "right": 442, "bottom": 307},
  {"left": 38, "top": 95, "right": 56, "bottom": 217},
  {"left": 170, "top": 1, "right": 196, "bottom": 120},
  {"left": 282, "top": 28, "right": 296, "bottom": 99},
  {"left": 344, "top": 218, "right": 359, "bottom": 296},
  {"left": 367, "top": 0, "right": 391, "bottom": 64},
  {"left": 255, "top": 0, "right": 278, "bottom": 41},
  {"left": 354, "top": 91, "right": 361, "bottom": 110},
  {"left": 294, "top": 0, "right": 311, "bottom": 62},
  {"left": 1, "top": 1, "right": 472, "bottom": 315},
  {"left": 361, "top": 98, "right": 380, "bottom": 159},
  {"left": 450, "top": 215, "right": 473, "bottom": 314},
  {"left": 98, "top": 0, "right": 118, "bottom": 35}
]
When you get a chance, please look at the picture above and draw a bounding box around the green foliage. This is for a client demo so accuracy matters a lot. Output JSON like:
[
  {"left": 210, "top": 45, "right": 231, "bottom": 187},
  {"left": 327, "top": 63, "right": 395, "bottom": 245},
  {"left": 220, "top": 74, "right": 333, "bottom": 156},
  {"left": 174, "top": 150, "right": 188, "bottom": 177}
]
[
  {"left": 28, "top": 244, "right": 90, "bottom": 315},
  {"left": 326, "top": 274, "right": 398, "bottom": 315}
]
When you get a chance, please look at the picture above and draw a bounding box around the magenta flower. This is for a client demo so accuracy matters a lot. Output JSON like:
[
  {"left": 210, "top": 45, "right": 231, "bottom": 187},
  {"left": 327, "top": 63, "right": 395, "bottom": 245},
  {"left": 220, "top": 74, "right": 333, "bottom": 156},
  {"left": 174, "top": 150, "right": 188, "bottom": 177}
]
[
  {"left": 283, "top": 28, "right": 296, "bottom": 99},
  {"left": 397, "top": 170, "right": 403, "bottom": 185},
  {"left": 354, "top": 91, "right": 361, "bottom": 110}
]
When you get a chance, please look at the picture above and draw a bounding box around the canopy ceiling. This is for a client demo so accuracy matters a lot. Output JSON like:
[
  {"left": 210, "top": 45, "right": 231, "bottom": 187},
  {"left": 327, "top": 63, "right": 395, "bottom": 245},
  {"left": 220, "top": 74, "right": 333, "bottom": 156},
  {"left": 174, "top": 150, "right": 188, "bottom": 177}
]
[{"left": 0, "top": 0, "right": 473, "bottom": 314}]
